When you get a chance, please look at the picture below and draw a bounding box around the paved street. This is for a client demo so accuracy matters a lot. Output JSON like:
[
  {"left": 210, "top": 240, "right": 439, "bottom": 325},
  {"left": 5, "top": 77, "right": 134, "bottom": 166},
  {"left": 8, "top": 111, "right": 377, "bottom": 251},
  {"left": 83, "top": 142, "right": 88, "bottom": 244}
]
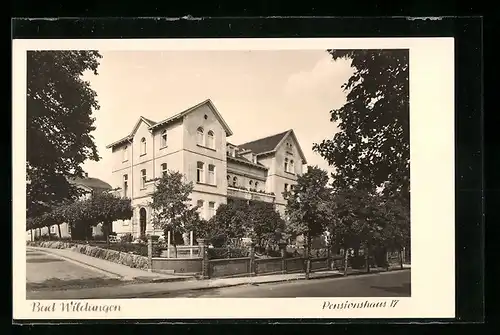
[
  {"left": 138, "top": 270, "right": 411, "bottom": 298},
  {"left": 26, "top": 249, "right": 124, "bottom": 293}
]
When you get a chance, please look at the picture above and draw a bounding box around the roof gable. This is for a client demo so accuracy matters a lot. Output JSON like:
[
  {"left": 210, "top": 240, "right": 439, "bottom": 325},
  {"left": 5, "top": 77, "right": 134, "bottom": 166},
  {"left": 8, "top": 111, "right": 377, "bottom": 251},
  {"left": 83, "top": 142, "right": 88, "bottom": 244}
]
[
  {"left": 238, "top": 129, "right": 307, "bottom": 164},
  {"left": 68, "top": 177, "right": 113, "bottom": 191},
  {"left": 238, "top": 130, "right": 290, "bottom": 155},
  {"left": 106, "top": 116, "right": 155, "bottom": 149},
  {"left": 276, "top": 130, "right": 308, "bottom": 164},
  {"left": 149, "top": 99, "right": 233, "bottom": 136}
]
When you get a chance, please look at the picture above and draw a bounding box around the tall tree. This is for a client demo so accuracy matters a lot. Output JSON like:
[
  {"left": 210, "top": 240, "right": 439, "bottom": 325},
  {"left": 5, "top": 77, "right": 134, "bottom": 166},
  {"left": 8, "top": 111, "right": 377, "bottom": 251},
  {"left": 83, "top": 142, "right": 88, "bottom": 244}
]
[
  {"left": 313, "top": 50, "right": 409, "bottom": 203},
  {"left": 284, "top": 166, "right": 331, "bottom": 279},
  {"left": 27, "top": 51, "right": 102, "bottom": 218},
  {"left": 149, "top": 171, "right": 200, "bottom": 257}
]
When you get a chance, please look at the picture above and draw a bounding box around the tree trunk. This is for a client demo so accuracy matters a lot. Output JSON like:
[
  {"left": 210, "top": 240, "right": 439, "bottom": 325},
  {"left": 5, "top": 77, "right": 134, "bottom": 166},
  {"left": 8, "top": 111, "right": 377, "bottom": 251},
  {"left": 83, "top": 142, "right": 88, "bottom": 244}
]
[
  {"left": 57, "top": 224, "right": 62, "bottom": 239},
  {"left": 365, "top": 244, "right": 370, "bottom": 273},
  {"left": 103, "top": 222, "right": 110, "bottom": 246},
  {"left": 343, "top": 247, "right": 349, "bottom": 276},
  {"left": 47, "top": 227, "right": 51, "bottom": 240},
  {"left": 305, "top": 233, "right": 311, "bottom": 280},
  {"left": 173, "top": 234, "right": 178, "bottom": 258},
  {"left": 38, "top": 228, "right": 41, "bottom": 239},
  {"left": 400, "top": 247, "right": 404, "bottom": 269}
]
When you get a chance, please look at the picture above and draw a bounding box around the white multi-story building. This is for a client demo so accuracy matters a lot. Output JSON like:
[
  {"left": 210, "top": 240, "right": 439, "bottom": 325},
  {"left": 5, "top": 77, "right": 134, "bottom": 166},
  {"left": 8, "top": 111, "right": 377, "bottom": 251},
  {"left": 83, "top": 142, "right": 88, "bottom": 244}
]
[{"left": 106, "top": 99, "right": 307, "bottom": 238}]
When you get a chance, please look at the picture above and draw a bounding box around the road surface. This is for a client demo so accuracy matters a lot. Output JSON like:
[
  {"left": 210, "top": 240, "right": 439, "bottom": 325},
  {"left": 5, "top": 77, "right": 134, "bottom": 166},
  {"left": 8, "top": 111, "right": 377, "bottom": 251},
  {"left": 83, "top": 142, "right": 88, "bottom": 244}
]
[
  {"left": 26, "top": 249, "right": 124, "bottom": 293},
  {"left": 142, "top": 270, "right": 411, "bottom": 298}
]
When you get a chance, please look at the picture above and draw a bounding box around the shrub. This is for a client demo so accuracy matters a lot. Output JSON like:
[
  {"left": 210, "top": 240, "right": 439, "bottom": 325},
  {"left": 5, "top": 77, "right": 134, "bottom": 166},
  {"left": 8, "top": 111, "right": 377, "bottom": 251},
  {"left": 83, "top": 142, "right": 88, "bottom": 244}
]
[
  {"left": 121, "top": 233, "right": 133, "bottom": 243},
  {"left": 349, "top": 255, "right": 366, "bottom": 269},
  {"left": 27, "top": 240, "right": 149, "bottom": 270}
]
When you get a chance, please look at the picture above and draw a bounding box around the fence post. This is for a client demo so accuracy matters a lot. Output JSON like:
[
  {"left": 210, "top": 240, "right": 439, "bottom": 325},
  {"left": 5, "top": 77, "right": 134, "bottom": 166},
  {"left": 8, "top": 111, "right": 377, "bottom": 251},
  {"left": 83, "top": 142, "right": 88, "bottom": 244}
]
[
  {"left": 279, "top": 242, "right": 287, "bottom": 274},
  {"left": 249, "top": 242, "right": 256, "bottom": 276},
  {"left": 147, "top": 236, "right": 153, "bottom": 272},
  {"left": 197, "top": 238, "right": 209, "bottom": 279}
]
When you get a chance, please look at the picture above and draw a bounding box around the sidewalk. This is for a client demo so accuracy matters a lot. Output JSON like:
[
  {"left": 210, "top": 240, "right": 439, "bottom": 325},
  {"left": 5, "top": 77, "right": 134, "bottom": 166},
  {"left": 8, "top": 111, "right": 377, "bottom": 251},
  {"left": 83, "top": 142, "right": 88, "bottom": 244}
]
[
  {"left": 27, "top": 246, "right": 193, "bottom": 283},
  {"left": 27, "top": 258, "right": 410, "bottom": 300}
]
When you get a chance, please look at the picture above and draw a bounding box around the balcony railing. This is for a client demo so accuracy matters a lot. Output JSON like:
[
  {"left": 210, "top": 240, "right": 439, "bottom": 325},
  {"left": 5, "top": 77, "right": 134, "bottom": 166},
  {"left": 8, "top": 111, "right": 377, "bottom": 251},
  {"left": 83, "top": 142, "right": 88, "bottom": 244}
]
[{"left": 227, "top": 186, "right": 275, "bottom": 203}]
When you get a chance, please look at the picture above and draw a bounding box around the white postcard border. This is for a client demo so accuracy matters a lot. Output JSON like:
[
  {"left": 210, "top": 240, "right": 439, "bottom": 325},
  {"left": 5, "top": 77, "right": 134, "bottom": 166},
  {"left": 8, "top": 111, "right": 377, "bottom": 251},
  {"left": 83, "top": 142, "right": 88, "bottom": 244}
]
[{"left": 13, "top": 37, "right": 455, "bottom": 319}]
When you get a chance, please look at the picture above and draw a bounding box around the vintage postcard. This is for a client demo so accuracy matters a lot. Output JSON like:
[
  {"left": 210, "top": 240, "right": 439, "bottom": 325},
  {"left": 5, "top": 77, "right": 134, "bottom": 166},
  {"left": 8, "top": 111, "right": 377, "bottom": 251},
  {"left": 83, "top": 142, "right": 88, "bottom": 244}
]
[{"left": 13, "top": 37, "right": 455, "bottom": 320}]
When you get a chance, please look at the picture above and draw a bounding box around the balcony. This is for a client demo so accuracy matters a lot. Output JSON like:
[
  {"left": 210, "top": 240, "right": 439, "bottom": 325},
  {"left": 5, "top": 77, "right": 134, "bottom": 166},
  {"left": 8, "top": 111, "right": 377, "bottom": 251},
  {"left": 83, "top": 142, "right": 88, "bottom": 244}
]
[{"left": 227, "top": 186, "right": 276, "bottom": 204}]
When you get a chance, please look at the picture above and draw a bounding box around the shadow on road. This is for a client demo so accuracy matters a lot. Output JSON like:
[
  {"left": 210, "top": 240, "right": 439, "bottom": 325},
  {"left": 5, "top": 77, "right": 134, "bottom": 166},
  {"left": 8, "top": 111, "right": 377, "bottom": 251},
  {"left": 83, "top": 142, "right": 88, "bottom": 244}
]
[{"left": 369, "top": 283, "right": 411, "bottom": 296}]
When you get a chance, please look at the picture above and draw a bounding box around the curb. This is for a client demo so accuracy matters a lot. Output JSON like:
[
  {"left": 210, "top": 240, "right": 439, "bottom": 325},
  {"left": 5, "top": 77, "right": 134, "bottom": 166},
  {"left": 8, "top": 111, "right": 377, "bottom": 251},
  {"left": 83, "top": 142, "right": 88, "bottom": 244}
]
[{"left": 134, "top": 267, "right": 411, "bottom": 297}]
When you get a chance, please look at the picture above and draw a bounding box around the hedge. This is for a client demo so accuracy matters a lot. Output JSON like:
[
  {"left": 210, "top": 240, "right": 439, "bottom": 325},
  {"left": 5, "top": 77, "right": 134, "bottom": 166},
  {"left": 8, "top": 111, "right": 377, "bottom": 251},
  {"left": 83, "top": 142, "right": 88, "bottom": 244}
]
[{"left": 26, "top": 241, "right": 149, "bottom": 270}]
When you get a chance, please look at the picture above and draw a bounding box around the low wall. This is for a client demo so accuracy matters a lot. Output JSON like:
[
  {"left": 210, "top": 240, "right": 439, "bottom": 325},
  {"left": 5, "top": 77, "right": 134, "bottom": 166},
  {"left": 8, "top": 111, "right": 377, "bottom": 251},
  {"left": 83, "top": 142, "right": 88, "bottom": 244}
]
[
  {"left": 285, "top": 257, "right": 305, "bottom": 273},
  {"left": 310, "top": 257, "right": 329, "bottom": 271},
  {"left": 26, "top": 240, "right": 149, "bottom": 270},
  {"left": 255, "top": 257, "right": 283, "bottom": 275},
  {"left": 151, "top": 257, "right": 203, "bottom": 274},
  {"left": 209, "top": 257, "right": 251, "bottom": 278}
]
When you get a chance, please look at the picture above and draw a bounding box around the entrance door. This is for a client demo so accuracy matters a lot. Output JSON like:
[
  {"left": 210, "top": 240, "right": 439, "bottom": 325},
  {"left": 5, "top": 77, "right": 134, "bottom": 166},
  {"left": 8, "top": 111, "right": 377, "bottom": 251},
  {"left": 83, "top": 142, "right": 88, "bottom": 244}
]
[{"left": 139, "top": 208, "right": 147, "bottom": 238}]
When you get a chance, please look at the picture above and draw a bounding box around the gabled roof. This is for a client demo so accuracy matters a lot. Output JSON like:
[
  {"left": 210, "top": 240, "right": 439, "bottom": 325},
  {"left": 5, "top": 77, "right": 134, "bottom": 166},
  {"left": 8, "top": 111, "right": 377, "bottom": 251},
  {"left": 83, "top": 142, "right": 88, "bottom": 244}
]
[
  {"left": 149, "top": 99, "right": 233, "bottom": 136},
  {"left": 238, "top": 130, "right": 290, "bottom": 155},
  {"left": 68, "top": 177, "right": 112, "bottom": 191},
  {"left": 107, "top": 99, "right": 233, "bottom": 149},
  {"left": 238, "top": 129, "right": 308, "bottom": 164}
]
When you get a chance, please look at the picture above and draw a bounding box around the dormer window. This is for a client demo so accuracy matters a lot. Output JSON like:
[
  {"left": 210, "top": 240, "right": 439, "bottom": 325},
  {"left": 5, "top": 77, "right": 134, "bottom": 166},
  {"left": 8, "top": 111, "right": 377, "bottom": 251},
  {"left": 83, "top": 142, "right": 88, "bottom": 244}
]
[
  {"left": 196, "top": 127, "right": 204, "bottom": 146},
  {"left": 140, "top": 137, "right": 147, "bottom": 155},
  {"left": 160, "top": 130, "right": 167, "bottom": 148}
]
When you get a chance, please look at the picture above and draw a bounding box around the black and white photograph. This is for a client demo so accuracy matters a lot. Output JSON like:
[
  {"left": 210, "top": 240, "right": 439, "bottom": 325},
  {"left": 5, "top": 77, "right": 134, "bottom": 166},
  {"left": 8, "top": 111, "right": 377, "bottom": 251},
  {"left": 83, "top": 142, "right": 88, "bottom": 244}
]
[{"left": 13, "top": 38, "right": 455, "bottom": 319}]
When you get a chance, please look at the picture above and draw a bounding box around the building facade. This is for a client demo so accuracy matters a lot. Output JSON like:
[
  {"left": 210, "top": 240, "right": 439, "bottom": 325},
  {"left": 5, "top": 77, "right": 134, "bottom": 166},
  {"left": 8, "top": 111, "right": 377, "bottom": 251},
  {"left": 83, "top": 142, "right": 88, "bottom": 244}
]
[{"left": 106, "top": 99, "right": 307, "bottom": 238}]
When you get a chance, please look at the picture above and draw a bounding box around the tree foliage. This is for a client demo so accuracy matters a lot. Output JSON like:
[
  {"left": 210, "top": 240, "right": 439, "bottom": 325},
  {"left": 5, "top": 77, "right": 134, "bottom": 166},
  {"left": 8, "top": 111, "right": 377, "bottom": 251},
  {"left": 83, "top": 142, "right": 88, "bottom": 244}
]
[
  {"left": 327, "top": 187, "right": 410, "bottom": 254},
  {"left": 27, "top": 51, "right": 102, "bottom": 218},
  {"left": 247, "top": 201, "right": 286, "bottom": 250},
  {"left": 26, "top": 192, "right": 133, "bottom": 241},
  {"left": 284, "top": 166, "right": 331, "bottom": 247},
  {"left": 199, "top": 199, "right": 285, "bottom": 249},
  {"left": 206, "top": 199, "right": 249, "bottom": 246},
  {"left": 149, "top": 171, "right": 200, "bottom": 256},
  {"left": 313, "top": 49, "right": 409, "bottom": 203}
]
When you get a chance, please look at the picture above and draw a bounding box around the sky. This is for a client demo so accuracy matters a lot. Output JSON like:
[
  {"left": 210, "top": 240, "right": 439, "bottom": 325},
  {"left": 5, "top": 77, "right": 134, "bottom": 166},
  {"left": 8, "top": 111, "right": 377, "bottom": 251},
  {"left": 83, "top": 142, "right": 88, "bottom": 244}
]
[{"left": 81, "top": 50, "right": 354, "bottom": 184}]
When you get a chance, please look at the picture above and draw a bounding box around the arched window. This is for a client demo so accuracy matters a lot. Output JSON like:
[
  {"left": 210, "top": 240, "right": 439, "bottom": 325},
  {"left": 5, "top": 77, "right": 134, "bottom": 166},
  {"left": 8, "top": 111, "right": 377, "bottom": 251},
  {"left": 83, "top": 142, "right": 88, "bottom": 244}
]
[
  {"left": 284, "top": 158, "right": 288, "bottom": 172},
  {"left": 140, "top": 137, "right": 147, "bottom": 155},
  {"left": 123, "top": 145, "right": 128, "bottom": 162},
  {"left": 207, "top": 130, "right": 215, "bottom": 149},
  {"left": 290, "top": 160, "right": 294, "bottom": 173},
  {"left": 196, "top": 127, "right": 204, "bottom": 146},
  {"left": 255, "top": 182, "right": 259, "bottom": 190},
  {"left": 161, "top": 130, "right": 167, "bottom": 148},
  {"left": 249, "top": 180, "right": 253, "bottom": 187},
  {"left": 232, "top": 176, "right": 238, "bottom": 187},
  {"left": 227, "top": 174, "right": 230, "bottom": 181}
]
